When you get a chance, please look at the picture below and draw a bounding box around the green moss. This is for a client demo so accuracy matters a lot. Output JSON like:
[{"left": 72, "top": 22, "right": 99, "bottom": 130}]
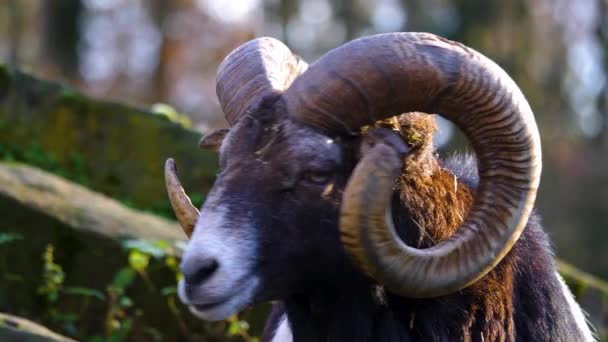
[
  {"left": 0, "top": 140, "right": 203, "bottom": 219},
  {"left": 58, "top": 86, "right": 78, "bottom": 101},
  {"left": 0, "top": 142, "right": 91, "bottom": 187},
  {"left": 150, "top": 103, "right": 192, "bottom": 128},
  {"left": 57, "top": 88, "right": 90, "bottom": 109}
]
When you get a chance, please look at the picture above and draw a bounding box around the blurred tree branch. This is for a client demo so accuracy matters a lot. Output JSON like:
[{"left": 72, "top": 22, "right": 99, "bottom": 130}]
[{"left": 41, "top": 0, "right": 82, "bottom": 77}]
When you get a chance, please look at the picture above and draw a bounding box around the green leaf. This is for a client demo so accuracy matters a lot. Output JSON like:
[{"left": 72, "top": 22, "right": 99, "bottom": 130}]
[
  {"left": 62, "top": 286, "right": 106, "bottom": 301},
  {"left": 119, "top": 296, "right": 133, "bottom": 308},
  {"left": 153, "top": 240, "right": 170, "bottom": 250},
  {"left": 0, "top": 232, "right": 23, "bottom": 245},
  {"left": 164, "top": 256, "right": 178, "bottom": 271},
  {"left": 128, "top": 250, "right": 150, "bottom": 273},
  {"left": 160, "top": 286, "right": 177, "bottom": 296},
  {"left": 238, "top": 320, "right": 250, "bottom": 331},
  {"left": 228, "top": 321, "right": 241, "bottom": 336},
  {"left": 111, "top": 267, "right": 136, "bottom": 290},
  {"left": 123, "top": 239, "right": 166, "bottom": 258},
  {"left": 108, "top": 318, "right": 132, "bottom": 341}
]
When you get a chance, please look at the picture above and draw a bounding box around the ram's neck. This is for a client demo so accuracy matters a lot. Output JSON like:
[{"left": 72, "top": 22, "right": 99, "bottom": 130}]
[{"left": 279, "top": 287, "right": 410, "bottom": 342}]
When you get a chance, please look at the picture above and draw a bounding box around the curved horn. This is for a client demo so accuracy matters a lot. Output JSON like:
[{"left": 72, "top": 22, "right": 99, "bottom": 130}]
[
  {"left": 217, "top": 37, "right": 308, "bottom": 125},
  {"left": 165, "top": 158, "right": 199, "bottom": 238},
  {"left": 283, "top": 32, "right": 542, "bottom": 297}
]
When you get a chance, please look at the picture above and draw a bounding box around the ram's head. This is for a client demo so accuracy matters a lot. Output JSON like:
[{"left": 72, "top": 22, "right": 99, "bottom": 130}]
[{"left": 165, "top": 33, "right": 541, "bottom": 320}]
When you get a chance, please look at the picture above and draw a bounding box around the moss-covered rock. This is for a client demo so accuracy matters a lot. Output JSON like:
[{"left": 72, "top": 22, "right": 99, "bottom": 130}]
[
  {"left": 0, "top": 162, "right": 185, "bottom": 244},
  {"left": 0, "top": 65, "right": 217, "bottom": 217}
]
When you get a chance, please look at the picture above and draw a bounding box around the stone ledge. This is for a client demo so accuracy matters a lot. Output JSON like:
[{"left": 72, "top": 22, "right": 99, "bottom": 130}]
[{"left": 0, "top": 313, "right": 76, "bottom": 342}]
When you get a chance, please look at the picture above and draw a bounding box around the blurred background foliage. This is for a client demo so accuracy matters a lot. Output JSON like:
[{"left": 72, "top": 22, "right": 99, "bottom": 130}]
[{"left": 1, "top": 0, "right": 608, "bottom": 340}]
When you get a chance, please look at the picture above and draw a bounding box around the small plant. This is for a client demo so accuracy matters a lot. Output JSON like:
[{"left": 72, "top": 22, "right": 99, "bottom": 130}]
[
  {"left": 38, "top": 245, "right": 65, "bottom": 303},
  {"left": 227, "top": 314, "right": 259, "bottom": 342},
  {"left": 121, "top": 239, "right": 261, "bottom": 341},
  {"left": 105, "top": 266, "right": 137, "bottom": 339},
  {"left": 121, "top": 239, "right": 189, "bottom": 336},
  {"left": 27, "top": 239, "right": 261, "bottom": 340},
  {"left": 37, "top": 244, "right": 106, "bottom": 336}
]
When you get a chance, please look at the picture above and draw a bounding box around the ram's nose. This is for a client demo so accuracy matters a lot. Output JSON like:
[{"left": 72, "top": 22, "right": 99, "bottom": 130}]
[{"left": 180, "top": 256, "right": 219, "bottom": 287}]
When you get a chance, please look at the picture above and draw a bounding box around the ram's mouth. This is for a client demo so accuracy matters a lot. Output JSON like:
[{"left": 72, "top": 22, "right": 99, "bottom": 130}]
[
  {"left": 193, "top": 298, "right": 230, "bottom": 311},
  {"left": 179, "top": 275, "right": 261, "bottom": 321},
  {"left": 187, "top": 292, "right": 251, "bottom": 321}
]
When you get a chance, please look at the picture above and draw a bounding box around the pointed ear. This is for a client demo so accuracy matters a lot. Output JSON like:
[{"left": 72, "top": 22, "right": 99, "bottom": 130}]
[{"left": 199, "top": 128, "right": 230, "bottom": 151}]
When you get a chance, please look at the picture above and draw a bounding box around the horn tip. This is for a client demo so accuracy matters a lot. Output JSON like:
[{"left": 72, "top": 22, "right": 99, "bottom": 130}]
[{"left": 165, "top": 159, "right": 179, "bottom": 182}]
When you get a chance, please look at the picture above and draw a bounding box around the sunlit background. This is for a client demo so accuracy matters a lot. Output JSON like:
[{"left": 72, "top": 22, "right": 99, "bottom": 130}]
[
  {"left": 3, "top": 0, "right": 608, "bottom": 291},
  {"left": 4, "top": 0, "right": 605, "bottom": 137},
  {"left": 1, "top": 0, "right": 607, "bottom": 340}
]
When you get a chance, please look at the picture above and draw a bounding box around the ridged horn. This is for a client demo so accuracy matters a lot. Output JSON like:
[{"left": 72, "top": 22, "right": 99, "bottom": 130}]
[
  {"left": 165, "top": 158, "right": 199, "bottom": 238},
  {"left": 165, "top": 38, "right": 307, "bottom": 236},
  {"left": 283, "top": 32, "right": 542, "bottom": 298},
  {"left": 216, "top": 37, "right": 308, "bottom": 125}
]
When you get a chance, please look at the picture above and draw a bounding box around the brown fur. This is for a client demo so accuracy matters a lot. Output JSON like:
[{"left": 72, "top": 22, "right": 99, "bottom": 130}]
[
  {"left": 392, "top": 113, "right": 473, "bottom": 245},
  {"left": 390, "top": 113, "right": 516, "bottom": 341}
]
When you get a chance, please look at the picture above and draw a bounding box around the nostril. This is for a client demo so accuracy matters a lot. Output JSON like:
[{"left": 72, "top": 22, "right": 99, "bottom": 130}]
[{"left": 182, "top": 258, "right": 219, "bottom": 286}]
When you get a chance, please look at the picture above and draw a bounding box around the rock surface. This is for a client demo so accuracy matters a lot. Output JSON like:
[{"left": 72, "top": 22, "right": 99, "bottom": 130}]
[
  {"left": 0, "top": 162, "right": 184, "bottom": 244},
  {"left": 0, "top": 313, "right": 76, "bottom": 342}
]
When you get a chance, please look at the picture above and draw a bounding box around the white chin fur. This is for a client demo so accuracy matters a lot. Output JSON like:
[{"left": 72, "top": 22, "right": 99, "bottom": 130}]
[
  {"left": 178, "top": 203, "right": 259, "bottom": 320},
  {"left": 178, "top": 276, "right": 260, "bottom": 321}
]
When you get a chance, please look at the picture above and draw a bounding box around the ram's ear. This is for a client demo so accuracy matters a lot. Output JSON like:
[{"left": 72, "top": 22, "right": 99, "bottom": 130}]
[{"left": 199, "top": 128, "right": 229, "bottom": 151}]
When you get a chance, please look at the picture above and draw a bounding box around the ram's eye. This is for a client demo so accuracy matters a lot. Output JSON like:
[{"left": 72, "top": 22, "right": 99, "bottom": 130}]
[{"left": 302, "top": 171, "right": 332, "bottom": 185}]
